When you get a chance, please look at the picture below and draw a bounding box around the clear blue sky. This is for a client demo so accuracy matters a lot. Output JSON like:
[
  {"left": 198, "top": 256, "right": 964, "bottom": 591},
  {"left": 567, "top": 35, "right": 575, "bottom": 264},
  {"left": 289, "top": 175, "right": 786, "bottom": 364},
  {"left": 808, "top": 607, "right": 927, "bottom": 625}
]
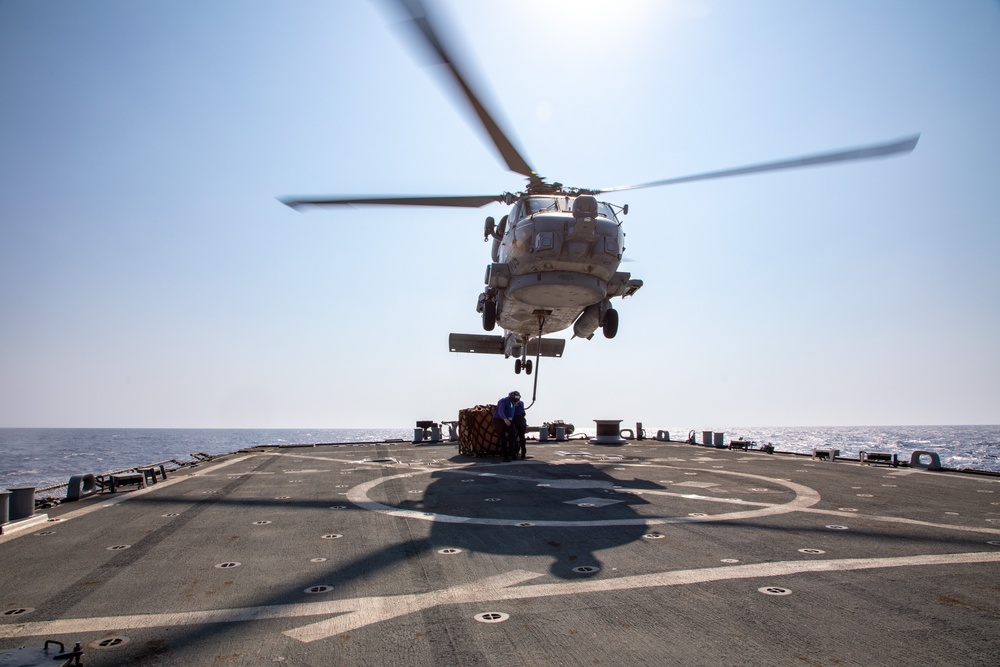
[{"left": 1, "top": 0, "right": 998, "bottom": 429}]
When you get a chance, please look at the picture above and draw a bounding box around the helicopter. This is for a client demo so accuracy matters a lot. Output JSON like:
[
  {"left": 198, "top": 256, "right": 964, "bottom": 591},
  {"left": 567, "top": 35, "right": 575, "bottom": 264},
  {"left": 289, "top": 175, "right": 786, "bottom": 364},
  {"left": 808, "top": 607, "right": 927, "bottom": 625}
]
[{"left": 281, "top": 0, "right": 918, "bottom": 376}]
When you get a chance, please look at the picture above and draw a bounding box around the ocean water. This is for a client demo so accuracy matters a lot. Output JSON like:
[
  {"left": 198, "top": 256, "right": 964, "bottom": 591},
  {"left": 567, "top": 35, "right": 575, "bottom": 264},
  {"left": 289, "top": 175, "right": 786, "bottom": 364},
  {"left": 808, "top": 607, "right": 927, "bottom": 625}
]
[{"left": 1, "top": 425, "right": 997, "bottom": 494}]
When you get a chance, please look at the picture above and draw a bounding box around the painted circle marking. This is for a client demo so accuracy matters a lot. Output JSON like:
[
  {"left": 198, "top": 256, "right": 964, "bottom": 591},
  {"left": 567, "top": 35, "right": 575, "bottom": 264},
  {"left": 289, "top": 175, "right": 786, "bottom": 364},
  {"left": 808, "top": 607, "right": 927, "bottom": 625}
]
[
  {"left": 310, "top": 558, "right": 328, "bottom": 563},
  {"left": 346, "top": 466, "right": 821, "bottom": 527},
  {"left": 474, "top": 612, "right": 509, "bottom": 623},
  {"left": 437, "top": 548, "right": 462, "bottom": 555},
  {"left": 759, "top": 587, "right": 791, "bottom": 596},
  {"left": 798, "top": 548, "right": 826, "bottom": 555}
]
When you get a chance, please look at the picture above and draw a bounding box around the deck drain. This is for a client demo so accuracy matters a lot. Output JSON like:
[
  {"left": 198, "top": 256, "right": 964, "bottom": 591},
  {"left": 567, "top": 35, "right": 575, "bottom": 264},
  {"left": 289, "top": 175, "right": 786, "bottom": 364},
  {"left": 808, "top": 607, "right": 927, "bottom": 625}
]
[
  {"left": 643, "top": 533, "right": 665, "bottom": 539},
  {"left": 688, "top": 512, "right": 708, "bottom": 517},
  {"left": 321, "top": 534, "right": 343, "bottom": 540},
  {"left": 838, "top": 508, "right": 859, "bottom": 512},
  {"left": 758, "top": 587, "right": 792, "bottom": 596},
  {"left": 576, "top": 503, "right": 595, "bottom": 508},
  {"left": 310, "top": 558, "right": 328, "bottom": 563},
  {"left": 107, "top": 545, "right": 131, "bottom": 551},
  {"left": 474, "top": 612, "right": 509, "bottom": 624},
  {"left": 856, "top": 494, "right": 874, "bottom": 498},
  {"left": 749, "top": 488, "right": 769, "bottom": 492},
  {"left": 977, "top": 490, "right": 995, "bottom": 493},
  {"left": 2, "top": 608, "right": 34, "bottom": 617},
  {"left": 89, "top": 636, "right": 130, "bottom": 649},
  {"left": 478, "top": 473, "right": 496, "bottom": 477},
  {"left": 215, "top": 562, "right": 242, "bottom": 569},
  {"left": 573, "top": 566, "right": 600, "bottom": 574},
  {"left": 252, "top": 521, "right": 272, "bottom": 525},
  {"left": 987, "top": 541, "right": 1000, "bottom": 547},
  {"left": 329, "top": 505, "right": 347, "bottom": 510},
  {"left": 289, "top": 480, "right": 302, "bottom": 484},
  {"left": 882, "top": 484, "right": 897, "bottom": 488},
  {"left": 437, "top": 548, "right": 462, "bottom": 555},
  {"left": 798, "top": 548, "right": 826, "bottom": 555},
  {"left": 578, "top": 474, "right": 591, "bottom": 478},
  {"left": 485, "top": 498, "right": 501, "bottom": 502},
  {"left": 202, "top": 491, "right": 218, "bottom": 494},
  {"left": 684, "top": 473, "right": 698, "bottom": 476},
  {"left": 162, "top": 512, "right": 181, "bottom": 517},
  {"left": 721, "top": 559, "right": 740, "bottom": 563},
  {"left": 408, "top": 490, "right": 422, "bottom": 494},
  {"left": 826, "top": 525, "right": 849, "bottom": 530},
  {"left": 304, "top": 585, "right": 334, "bottom": 594},
  {"left": 536, "top": 483, "right": 551, "bottom": 487},
  {"left": 34, "top": 531, "right": 55, "bottom": 536},
  {"left": 517, "top": 523, "right": 534, "bottom": 527},
  {"left": 275, "top": 496, "right": 291, "bottom": 500},
  {"left": 461, "top": 479, "right": 475, "bottom": 483}
]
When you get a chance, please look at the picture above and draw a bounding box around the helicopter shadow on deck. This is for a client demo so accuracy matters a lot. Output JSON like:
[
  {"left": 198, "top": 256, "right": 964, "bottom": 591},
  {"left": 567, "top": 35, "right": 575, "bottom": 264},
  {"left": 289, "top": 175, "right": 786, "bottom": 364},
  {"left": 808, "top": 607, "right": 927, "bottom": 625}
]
[{"left": 390, "top": 458, "right": 667, "bottom": 579}]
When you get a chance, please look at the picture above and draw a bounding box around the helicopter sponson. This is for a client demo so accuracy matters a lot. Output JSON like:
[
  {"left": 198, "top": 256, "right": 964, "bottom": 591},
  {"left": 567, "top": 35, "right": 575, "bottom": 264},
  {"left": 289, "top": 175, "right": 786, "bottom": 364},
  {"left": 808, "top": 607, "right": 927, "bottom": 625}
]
[{"left": 481, "top": 194, "right": 642, "bottom": 342}]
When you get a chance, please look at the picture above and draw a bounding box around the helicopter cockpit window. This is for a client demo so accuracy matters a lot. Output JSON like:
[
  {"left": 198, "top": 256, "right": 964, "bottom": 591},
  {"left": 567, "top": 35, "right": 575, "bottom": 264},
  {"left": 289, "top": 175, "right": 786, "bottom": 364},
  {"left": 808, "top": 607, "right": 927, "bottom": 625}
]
[
  {"left": 526, "top": 197, "right": 558, "bottom": 215},
  {"left": 596, "top": 202, "right": 618, "bottom": 222}
]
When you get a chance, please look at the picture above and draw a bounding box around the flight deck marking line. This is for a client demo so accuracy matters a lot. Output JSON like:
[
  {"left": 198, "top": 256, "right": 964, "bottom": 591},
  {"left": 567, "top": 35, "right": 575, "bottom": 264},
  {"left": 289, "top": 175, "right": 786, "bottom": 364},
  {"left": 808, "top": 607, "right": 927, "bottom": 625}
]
[
  {"left": 796, "top": 507, "right": 1000, "bottom": 536},
  {"left": 2, "top": 552, "right": 998, "bottom": 641},
  {"left": 0, "top": 456, "right": 256, "bottom": 545}
]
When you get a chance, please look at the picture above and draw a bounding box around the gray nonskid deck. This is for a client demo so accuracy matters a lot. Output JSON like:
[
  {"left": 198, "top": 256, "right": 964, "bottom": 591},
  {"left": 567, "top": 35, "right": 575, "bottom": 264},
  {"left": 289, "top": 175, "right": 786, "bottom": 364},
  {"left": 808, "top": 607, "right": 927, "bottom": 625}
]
[{"left": 2, "top": 441, "right": 999, "bottom": 666}]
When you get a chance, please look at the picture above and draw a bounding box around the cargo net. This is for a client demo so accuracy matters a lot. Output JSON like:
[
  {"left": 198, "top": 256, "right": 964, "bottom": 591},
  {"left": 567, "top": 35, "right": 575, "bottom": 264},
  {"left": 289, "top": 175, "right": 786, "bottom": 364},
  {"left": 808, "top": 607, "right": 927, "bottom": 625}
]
[{"left": 458, "top": 404, "right": 503, "bottom": 457}]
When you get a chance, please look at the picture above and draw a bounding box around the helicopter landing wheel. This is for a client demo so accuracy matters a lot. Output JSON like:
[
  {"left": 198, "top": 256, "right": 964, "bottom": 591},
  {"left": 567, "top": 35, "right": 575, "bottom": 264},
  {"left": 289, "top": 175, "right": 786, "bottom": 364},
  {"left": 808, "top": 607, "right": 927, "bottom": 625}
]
[
  {"left": 602, "top": 307, "right": 619, "bottom": 339},
  {"left": 483, "top": 300, "right": 496, "bottom": 331},
  {"left": 514, "top": 359, "right": 522, "bottom": 374},
  {"left": 525, "top": 359, "right": 533, "bottom": 375}
]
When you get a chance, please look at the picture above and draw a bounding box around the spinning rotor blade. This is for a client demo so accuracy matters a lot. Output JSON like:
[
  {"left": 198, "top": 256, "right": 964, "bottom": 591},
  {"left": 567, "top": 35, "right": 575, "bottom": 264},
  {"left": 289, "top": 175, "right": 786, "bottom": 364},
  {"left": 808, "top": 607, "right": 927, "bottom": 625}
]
[
  {"left": 394, "top": 0, "right": 537, "bottom": 180},
  {"left": 596, "top": 135, "right": 920, "bottom": 194},
  {"left": 280, "top": 193, "right": 505, "bottom": 210}
]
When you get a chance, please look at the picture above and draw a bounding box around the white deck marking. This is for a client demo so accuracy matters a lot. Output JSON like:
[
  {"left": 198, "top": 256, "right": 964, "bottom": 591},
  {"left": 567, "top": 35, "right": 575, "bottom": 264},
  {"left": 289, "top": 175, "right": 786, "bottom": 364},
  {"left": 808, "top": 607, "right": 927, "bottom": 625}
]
[{"left": 2, "top": 552, "right": 997, "bottom": 642}]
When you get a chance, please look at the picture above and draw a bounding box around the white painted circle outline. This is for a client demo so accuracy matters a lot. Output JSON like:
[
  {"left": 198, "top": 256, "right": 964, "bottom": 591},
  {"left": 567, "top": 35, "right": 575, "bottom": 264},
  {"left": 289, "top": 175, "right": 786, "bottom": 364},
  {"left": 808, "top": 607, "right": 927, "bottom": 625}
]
[{"left": 344, "top": 466, "right": 821, "bottom": 527}]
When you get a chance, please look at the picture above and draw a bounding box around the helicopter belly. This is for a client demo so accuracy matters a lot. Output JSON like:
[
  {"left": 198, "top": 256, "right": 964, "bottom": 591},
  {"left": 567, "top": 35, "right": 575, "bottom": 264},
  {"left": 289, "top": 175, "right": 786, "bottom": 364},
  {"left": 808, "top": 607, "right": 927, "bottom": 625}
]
[{"left": 507, "top": 272, "right": 606, "bottom": 308}]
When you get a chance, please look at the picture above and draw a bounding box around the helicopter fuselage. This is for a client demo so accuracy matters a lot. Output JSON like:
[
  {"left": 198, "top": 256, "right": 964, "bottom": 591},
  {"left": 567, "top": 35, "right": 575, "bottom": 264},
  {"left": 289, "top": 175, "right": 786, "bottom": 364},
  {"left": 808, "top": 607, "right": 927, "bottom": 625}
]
[{"left": 483, "top": 194, "right": 642, "bottom": 346}]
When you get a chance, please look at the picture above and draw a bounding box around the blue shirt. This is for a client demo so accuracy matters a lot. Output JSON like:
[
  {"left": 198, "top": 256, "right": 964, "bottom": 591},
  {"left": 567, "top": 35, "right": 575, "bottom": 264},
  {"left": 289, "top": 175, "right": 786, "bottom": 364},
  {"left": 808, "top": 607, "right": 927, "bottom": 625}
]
[
  {"left": 513, "top": 400, "right": 525, "bottom": 417},
  {"left": 495, "top": 397, "right": 515, "bottom": 420}
]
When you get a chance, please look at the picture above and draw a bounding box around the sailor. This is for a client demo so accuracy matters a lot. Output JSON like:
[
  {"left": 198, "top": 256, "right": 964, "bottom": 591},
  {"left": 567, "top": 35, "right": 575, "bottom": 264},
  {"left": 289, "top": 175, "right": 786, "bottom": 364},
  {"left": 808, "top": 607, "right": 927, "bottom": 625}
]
[
  {"left": 493, "top": 391, "right": 519, "bottom": 462},
  {"left": 512, "top": 393, "right": 527, "bottom": 459}
]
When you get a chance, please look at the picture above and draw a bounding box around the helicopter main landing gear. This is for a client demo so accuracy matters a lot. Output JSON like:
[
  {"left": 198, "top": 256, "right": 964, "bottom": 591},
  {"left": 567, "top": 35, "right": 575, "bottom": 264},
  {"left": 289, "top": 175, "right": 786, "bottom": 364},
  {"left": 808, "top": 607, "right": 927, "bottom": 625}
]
[{"left": 602, "top": 306, "right": 619, "bottom": 339}]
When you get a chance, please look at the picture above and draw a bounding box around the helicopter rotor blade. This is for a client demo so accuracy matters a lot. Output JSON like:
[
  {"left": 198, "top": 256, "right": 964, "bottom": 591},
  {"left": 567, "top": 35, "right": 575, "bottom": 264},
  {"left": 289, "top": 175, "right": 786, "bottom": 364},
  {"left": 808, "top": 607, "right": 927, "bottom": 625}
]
[
  {"left": 393, "top": 0, "right": 537, "bottom": 181},
  {"left": 595, "top": 135, "right": 920, "bottom": 194},
  {"left": 280, "top": 193, "right": 506, "bottom": 210}
]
